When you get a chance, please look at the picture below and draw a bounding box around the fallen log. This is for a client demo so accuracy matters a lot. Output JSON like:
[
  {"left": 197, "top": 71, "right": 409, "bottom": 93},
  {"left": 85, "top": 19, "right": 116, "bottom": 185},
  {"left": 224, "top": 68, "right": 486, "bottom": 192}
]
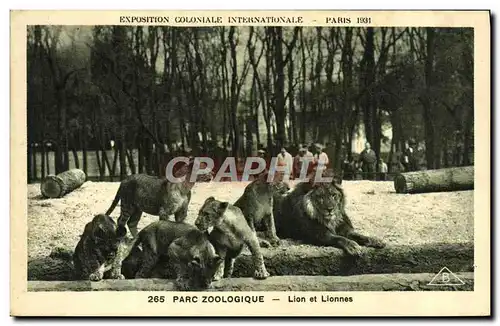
[
  {"left": 27, "top": 255, "right": 74, "bottom": 281},
  {"left": 394, "top": 166, "right": 474, "bottom": 194},
  {"left": 28, "top": 242, "right": 474, "bottom": 281},
  {"left": 40, "top": 168, "right": 87, "bottom": 198},
  {"left": 27, "top": 273, "right": 474, "bottom": 292},
  {"left": 230, "top": 241, "right": 474, "bottom": 278}
]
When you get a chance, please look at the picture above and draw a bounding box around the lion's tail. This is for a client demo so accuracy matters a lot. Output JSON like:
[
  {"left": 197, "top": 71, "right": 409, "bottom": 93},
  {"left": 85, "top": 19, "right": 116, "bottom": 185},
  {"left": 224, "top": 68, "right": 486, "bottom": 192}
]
[{"left": 106, "top": 184, "right": 122, "bottom": 216}]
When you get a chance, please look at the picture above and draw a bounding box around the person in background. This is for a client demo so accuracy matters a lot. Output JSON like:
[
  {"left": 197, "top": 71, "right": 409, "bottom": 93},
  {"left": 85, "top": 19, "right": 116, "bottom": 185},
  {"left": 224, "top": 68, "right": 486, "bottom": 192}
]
[
  {"left": 277, "top": 146, "right": 294, "bottom": 180},
  {"left": 359, "top": 142, "right": 377, "bottom": 180},
  {"left": 313, "top": 143, "right": 330, "bottom": 173},
  {"left": 301, "top": 144, "right": 315, "bottom": 177},
  {"left": 257, "top": 149, "right": 266, "bottom": 159},
  {"left": 293, "top": 147, "right": 306, "bottom": 179},
  {"left": 378, "top": 158, "right": 388, "bottom": 181},
  {"left": 402, "top": 140, "right": 416, "bottom": 172},
  {"left": 303, "top": 144, "right": 314, "bottom": 160}
]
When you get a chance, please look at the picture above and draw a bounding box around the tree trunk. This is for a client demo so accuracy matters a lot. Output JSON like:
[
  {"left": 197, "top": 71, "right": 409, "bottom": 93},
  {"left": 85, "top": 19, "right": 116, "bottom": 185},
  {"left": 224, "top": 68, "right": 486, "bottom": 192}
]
[
  {"left": 119, "top": 105, "right": 127, "bottom": 179},
  {"left": 94, "top": 148, "right": 103, "bottom": 179},
  {"left": 27, "top": 146, "right": 33, "bottom": 183},
  {"left": 45, "top": 150, "right": 51, "bottom": 176},
  {"left": 342, "top": 28, "right": 354, "bottom": 162},
  {"left": 126, "top": 149, "right": 136, "bottom": 175},
  {"left": 265, "top": 29, "right": 274, "bottom": 151},
  {"left": 361, "top": 28, "right": 376, "bottom": 148},
  {"left": 111, "top": 146, "right": 119, "bottom": 177},
  {"left": 394, "top": 166, "right": 474, "bottom": 194},
  {"left": 119, "top": 139, "right": 127, "bottom": 180},
  {"left": 41, "top": 143, "right": 46, "bottom": 179},
  {"left": 81, "top": 125, "right": 88, "bottom": 176},
  {"left": 96, "top": 125, "right": 112, "bottom": 177},
  {"left": 247, "top": 27, "right": 267, "bottom": 150},
  {"left": 462, "top": 108, "right": 473, "bottom": 166},
  {"left": 137, "top": 131, "right": 144, "bottom": 174},
  {"left": 423, "top": 27, "right": 437, "bottom": 169},
  {"left": 251, "top": 75, "right": 260, "bottom": 147},
  {"left": 389, "top": 108, "right": 403, "bottom": 166},
  {"left": 273, "top": 27, "right": 286, "bottom": 148},
  {"left": 55, "top": 89, "right": 65, "bottom": 174},
  {"left": 228, "top": 27, "right": 240, "bottom": 157},
  {"left": 71, "top": 147, "right": 79, "bottom": 169},
  {"left": 40, "top": 168, "right": 87, "bottom": 198},
  {"left": 287, "top": 52, "right": 297, "bottom": 145},
  {"left": 299, "top": 28, "right": 307, "bottom": 144}
]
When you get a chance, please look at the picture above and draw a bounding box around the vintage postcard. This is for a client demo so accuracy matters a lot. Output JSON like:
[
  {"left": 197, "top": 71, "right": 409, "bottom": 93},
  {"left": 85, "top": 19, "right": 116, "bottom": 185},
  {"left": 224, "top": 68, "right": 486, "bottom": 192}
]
[{"left": 11, "top": 10, "right": 490, "bottom": 317}]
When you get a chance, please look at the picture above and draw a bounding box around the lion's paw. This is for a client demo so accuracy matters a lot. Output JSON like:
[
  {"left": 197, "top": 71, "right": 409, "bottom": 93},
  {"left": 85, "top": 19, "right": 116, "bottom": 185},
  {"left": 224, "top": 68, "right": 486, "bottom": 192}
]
[
  {"left": 343, "top": 240, "right": 363, "bottom": 256},
  {"left": 109, "top": 269, "right": 125, "bottom": 280},
  {"left": 175, "top": 278, "right": 190, "bottom": 291},
  {"left": 89, "top": 271, "right": 103, "bottom": 282},
  {"left": 367, "top": 237, "right": 386, "bottom": 249},
  {"left": 253, "top": 268, "right": 270, "bottom": 280},
  {"left": 269, "top": 236, "right": 281, "bottom": 247},
  {"left": 259, "top": 239, "right": 272, "bottom": 248}
]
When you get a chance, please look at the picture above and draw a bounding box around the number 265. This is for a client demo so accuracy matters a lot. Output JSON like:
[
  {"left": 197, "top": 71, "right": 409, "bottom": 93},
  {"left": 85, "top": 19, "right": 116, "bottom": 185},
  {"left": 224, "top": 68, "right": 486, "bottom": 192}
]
[{"left": 148, "top": 296, "right": 165, "bottom": 303}]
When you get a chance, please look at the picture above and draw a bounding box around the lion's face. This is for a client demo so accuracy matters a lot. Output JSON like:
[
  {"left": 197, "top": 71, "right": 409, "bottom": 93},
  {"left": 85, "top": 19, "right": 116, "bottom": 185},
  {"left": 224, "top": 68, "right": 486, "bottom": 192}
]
[
  {"left": 171, "top": 233, "right": 223, "bottom": 290},
  {"left": 85, "top": 214, "right": 123, "bottom": 260},
  {"left": 194, "top": 197, "right": 228, "bottom": 231},
  {"left": 187, "top": 242, "right": 223, "bottom": 289},
  {"left": 307, "top": 183, "right": 344, "bottom": 217}
]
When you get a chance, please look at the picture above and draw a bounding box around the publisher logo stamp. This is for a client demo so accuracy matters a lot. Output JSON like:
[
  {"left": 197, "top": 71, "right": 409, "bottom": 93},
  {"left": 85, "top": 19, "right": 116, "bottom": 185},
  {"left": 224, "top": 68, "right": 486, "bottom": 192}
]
[{"left": 428, "top": 267, "right": 465, "bottom": 286}]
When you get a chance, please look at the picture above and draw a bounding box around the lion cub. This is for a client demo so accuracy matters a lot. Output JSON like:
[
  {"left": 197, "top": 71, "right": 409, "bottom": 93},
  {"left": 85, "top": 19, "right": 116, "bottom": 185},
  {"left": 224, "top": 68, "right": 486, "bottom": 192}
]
[
  {"left": 73, "top": 214, "right": 126, "bottom": 281},
  {"left": 125, "top": 220, "right": 223, "bottom": 290},
  {"left": 195, "top": 197, "right": 270, "bottom": 280},
  {"left": 233, "top": 172, "right": 290, "bottom": 248},
  {"left": 105, "top": 158, "right": 212, "bottom": 237}
]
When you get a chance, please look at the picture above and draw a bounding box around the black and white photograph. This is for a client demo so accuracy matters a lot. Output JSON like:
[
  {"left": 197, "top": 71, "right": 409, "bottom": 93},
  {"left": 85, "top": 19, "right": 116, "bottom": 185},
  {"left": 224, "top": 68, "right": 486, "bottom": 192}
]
[{"left": 10, "top": 9, "right": 491, "bottom": 317}]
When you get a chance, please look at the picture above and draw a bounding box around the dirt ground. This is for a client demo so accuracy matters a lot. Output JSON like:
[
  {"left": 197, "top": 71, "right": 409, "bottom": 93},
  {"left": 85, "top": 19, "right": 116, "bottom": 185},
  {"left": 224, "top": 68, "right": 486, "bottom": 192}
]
[{"left": 27, "top": 180, "right": 474, "bottom": 260}]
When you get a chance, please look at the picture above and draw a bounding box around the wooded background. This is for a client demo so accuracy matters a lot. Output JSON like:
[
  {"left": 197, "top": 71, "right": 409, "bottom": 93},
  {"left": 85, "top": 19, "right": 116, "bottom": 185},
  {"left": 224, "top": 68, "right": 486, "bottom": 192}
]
[{"left": 26, "top": 26, "right": 474, "bottom": 182}]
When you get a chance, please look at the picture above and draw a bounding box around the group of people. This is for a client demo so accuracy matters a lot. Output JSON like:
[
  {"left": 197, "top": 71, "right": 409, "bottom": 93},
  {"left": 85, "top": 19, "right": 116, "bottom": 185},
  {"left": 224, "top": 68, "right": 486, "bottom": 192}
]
[
  {"left": 343, "top": 141, "right": 419, "bottom": 181},
  {"left": 255, "top": 143, "right": 330, "bottom": 180},
  {"left": 341, "top": 142, "right": 386, "bottom": 181},
  {"left": 158, "top": 139, "right": 419, "bottom": 182}
]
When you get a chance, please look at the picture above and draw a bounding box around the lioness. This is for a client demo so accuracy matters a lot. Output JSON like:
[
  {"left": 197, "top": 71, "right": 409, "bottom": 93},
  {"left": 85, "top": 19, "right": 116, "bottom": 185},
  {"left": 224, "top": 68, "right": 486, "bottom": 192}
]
[
  {"left": 105, "top": 158, "right": 212, "bottom": 237},
  {"left": 73, "top": 214, "right": 126, "bottom": 281},
  {"left": 275, "top": 169, "right": 385, "bottom": 256},
  {"left": 195, "top": 197, "right": 270, "bottom": 280},
  {"left": 125, "top": 220, "right": 222, "bottom": 290}
]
